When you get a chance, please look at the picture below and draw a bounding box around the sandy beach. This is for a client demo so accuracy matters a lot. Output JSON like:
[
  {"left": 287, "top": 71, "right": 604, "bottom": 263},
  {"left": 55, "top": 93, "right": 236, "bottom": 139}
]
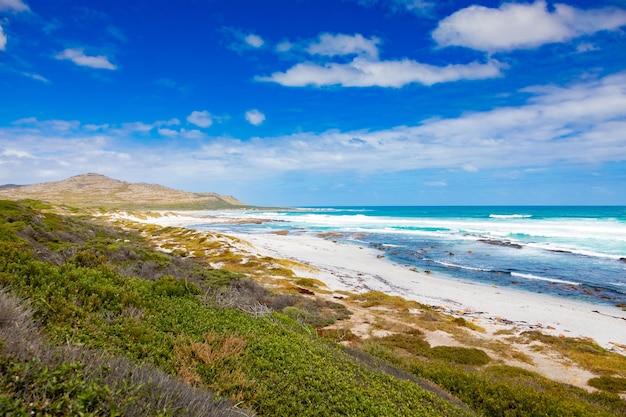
[
  {"left": 232, "top": 232, "right": 626, "bottom": 350},
  {"left": 112, "top": 211, "right": 626, "bottom": 353}
]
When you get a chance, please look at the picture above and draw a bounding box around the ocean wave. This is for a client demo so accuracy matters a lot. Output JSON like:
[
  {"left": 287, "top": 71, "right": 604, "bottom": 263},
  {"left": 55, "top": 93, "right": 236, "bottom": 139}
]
[
  {"left": 524, "top": 242, "right": 626, "bottom": 261},
  {"left": 510, "top": 272, "right": 581, "bottom": 286},
  {"left": 296, "top": 208, "right": 373, "bottom": 213},
  {"left": 433, "top": 260, "right": 496, "bottom": 273},
  {"left": 489, "top": 214, "right": 532, "bottom": 219}
]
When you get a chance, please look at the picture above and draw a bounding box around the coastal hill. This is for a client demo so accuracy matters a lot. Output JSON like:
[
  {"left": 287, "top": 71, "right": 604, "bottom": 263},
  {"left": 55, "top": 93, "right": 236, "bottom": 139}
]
[{"left": 0, "top": 173, "right": 246, "bottom": 209}]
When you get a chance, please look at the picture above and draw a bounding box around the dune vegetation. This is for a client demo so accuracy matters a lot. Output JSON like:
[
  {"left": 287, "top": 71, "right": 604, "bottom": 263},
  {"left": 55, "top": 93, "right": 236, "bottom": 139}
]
[{"left": 1, "top": 199, "right": 625, "bottom": 416}]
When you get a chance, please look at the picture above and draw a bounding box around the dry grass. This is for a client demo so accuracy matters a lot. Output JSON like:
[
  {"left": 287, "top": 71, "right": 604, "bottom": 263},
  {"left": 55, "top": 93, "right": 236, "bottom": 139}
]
[
  {"left": 175, "top": 331, "right": 250, "bottom": 401},
  {"left": 510, "top": 331, "right": 626, "bottom": 378}
]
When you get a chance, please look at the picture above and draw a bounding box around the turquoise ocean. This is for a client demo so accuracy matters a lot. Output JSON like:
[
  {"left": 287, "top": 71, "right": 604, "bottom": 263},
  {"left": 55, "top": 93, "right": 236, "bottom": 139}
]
[{"left": 190, "top": 206, "right": 626, "bottom": 309}]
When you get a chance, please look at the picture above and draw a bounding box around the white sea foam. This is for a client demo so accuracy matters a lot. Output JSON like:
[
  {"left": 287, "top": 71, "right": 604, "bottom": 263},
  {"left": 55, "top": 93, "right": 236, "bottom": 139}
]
[
  {"left": 434, "top": 260, "right": 493, "bottom": 272},
  {"left": 525, "top": 242, "right": 626, "bottom": 261},
  {"left": 489, "top": 214, "right": 532, "bottom": 219},
  {"left": 510, "top": 272, "right": 581, "bottom": 286},
  {"left": 200, "top": 210, "right": 626, "bottom": 258}
]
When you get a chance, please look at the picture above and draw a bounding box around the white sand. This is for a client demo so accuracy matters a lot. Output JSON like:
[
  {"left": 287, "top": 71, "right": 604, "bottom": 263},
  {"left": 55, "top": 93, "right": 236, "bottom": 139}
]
[
  {"left": 112, "top": 211, "right": 626, "bottom": 352},
  {"left": 231, "top": 232, "right": 626, "bottom": 351}
]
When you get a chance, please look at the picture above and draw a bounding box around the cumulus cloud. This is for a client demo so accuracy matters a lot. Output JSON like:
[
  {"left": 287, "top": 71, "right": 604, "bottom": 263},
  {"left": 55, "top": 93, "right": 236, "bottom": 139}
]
[
  {"left": 187, "top": 110, "right": 213, "bottom": 128},
  {"left": 275, "top": 40, "right": 293, "bottom": 53},
  {"left": 0, "top": 0, "right": 30, "bottom": 12},
  {"left": 55, "top": 48, "right": 117, "bottom": 70},
  {"left": 245, "top": 109, "right": 265, "bottom": 126},
  {"left": 433, "top": 1, "right": 626, "bottom": 52},
  {"left": 223, "top": 28, "right": 266, "bottom": 52},
  {"left": 307, "top": 33, "right": 380, "bottom": 59},
  {"left": 258, "top": 57, "right": 502, "bottom": 87},
  {"left": 157, "top": 128, "right": 179, "bottom": 138},
  {"left": 180, "top": 129, "right": 207, "bottom": 140},
  {"left": 244, "top": 33, "right": 264, "bottom": 48},
  {"left": 258, "top": 32, "right": 502, "bottom": 87}
]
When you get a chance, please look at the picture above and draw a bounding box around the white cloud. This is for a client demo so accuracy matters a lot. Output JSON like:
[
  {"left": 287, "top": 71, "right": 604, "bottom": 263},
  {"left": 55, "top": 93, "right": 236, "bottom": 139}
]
[
  {"left": 83, "top": 123, "right": 109, "bottom": 131},
  {"left": 2, "top": 72, "right": 625, "bottom": 189},
  {"left": 398, "top": 0, "right": 434, "bottom": 15},
  {"left": 223, "top": 28, "right": 266, "bottom": 52},
  {"left": 245, "top": 109, "right": 265, "bottom": 126},
  {"left": 259, "top": 31, "right": 502, "bottom": 87},
  {"left": 181, "top": 129, "right": 207, "bottom": 140},
  {"left": 12, "top": 116, "right": 37, "bottom": 124},
  {"left": 22, "top": 72, "right": 49, "bottom": 82},
  {"left": 0, "top": 0, "right": 30, "bottom": 12},
  {"left": 0, "top": 24, "right": 6, "bottom": 51},
  {"left": 55, "top": 48, "right": 117, "bottom": 70},
  {"left": 195, "top": 72, "right": 626, "bottom": 176},
  {"left": 275, "top": 40, "right": 293, "bottom": 53},
  {"left": 576, "top": 42, "right": 597, "bottom": 53},
  {"left": 307, "top": 33, "right": 380, "bottom": 59},
  {"left": 351, "top": 0, "right": 435, "bottom": 16},
  {"left": 1, "top": 148, "right": 33, "bottom": 158},
  {"left": 187, "top": 110, "right": 213, "bottom": 128},
  {"left": 119, "top": 122, "right": 153, "bottom": 133},
  {"left": 12, "top": 117, "right": 80, "bottom": 132},
  {"left": 244, "top": 33, "right": 264, "bottom": 48},
  {"left": 433, "top": 1, "right": 626, "bottom": 53},
  {"left": 257, "top": 57, "right": 502, "bottom": 87},
  {"left": 155, "top": 118, "right": 180, "bottom": 126},
  {"left": 158, "top": 128, "right": 179, "bottom": 138}
]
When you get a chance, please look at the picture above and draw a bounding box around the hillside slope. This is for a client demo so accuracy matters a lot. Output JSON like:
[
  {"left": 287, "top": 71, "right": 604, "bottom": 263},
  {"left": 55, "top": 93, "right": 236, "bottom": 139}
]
[
  {"left": 0, "top": 173, "right": 245, "bottom": 209},
  {"left": 0, "top": 200, "right": 474, "bottom": 416}
]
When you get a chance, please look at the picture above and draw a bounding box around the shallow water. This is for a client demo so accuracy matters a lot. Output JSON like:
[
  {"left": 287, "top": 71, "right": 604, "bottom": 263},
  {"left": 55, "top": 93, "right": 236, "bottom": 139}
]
[{"left": 189, "top": 206, "right": 626, "bottom": 308}]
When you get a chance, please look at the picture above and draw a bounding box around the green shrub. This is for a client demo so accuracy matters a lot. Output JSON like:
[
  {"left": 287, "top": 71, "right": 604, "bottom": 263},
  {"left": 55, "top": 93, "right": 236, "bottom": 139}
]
[
  {"left": 282, "top": 306, "right": 313, "bottom": 322},
  {"left": 0, "top": 358, "right": 124, "bottom": 416},
  {"left": 153, "top": 275, "right": 198, "bottom": 297},
  {"left": 429, "top": 346, "right": 490, "bottom": 366},
  {"left": 588, "top": 376, "right": 626, "bottom": 393}
]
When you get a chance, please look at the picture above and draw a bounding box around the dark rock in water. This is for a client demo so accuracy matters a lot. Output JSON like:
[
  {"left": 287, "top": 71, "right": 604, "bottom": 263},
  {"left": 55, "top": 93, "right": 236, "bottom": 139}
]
[
  {"left": 478, "top": 239, "right": 522, "bottom": 249},
  {"left": 620, "top": 258, "right": 626, "bottom": 263}
]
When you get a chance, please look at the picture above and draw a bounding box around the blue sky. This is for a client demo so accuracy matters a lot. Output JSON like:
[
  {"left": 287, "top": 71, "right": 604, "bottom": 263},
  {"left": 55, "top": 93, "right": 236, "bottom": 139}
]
[{"left": 1, "top": 0, "right": 626, "bottom": 206}]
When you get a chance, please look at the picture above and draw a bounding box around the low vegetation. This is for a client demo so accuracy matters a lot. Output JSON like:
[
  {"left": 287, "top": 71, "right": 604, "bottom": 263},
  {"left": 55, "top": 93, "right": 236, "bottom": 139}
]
[
  {"left": 1, "top": 199, "right": 625, "bottom": 416},
  {"left": 0, "top": 200, "right": 471, "bottom": 416}
]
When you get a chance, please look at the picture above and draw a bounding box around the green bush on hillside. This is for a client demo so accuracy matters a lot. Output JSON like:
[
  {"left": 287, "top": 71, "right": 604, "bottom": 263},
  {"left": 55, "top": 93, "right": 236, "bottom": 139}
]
[{"left": 0, "top": 200, "right": 474, "bottom": 417}]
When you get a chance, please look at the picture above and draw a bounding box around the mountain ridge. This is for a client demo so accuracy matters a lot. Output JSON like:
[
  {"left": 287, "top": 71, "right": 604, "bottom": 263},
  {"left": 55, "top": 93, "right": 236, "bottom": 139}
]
[{"left": 0, "top": 173, "right": 246, "bottom": 209}]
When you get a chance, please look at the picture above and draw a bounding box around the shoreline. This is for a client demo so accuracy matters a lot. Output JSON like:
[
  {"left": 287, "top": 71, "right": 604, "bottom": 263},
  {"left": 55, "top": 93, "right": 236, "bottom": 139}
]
[
  {"left": 231, "top": 231, "right": 626, "bottom": 351},
  {"left": 108, "top": 210, "right": 626, "bottom": 352}
]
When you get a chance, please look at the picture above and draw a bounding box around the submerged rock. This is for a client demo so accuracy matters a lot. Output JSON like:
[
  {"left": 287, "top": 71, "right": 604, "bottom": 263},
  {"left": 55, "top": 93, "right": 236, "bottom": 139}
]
[{"left": 478, "top": 239, "right": 522, "bottom": 249}]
